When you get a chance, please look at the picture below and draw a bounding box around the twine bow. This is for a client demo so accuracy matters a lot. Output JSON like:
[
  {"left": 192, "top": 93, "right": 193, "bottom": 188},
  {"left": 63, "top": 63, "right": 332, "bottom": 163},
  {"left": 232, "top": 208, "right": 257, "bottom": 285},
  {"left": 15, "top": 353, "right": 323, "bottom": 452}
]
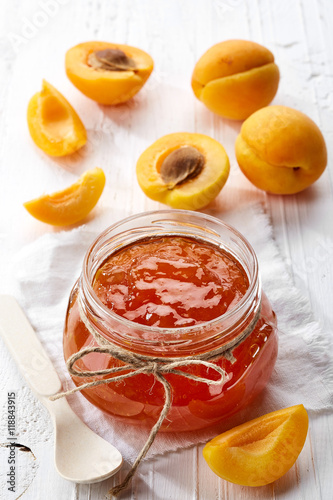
[{"left": 50, "top": 298, "right": 261, "bottom": 497}]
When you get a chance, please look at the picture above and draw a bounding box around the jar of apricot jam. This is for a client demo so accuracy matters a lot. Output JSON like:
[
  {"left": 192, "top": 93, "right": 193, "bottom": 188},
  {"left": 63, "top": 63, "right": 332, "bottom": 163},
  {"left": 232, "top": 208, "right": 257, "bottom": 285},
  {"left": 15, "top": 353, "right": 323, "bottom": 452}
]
[{"left": 63, "top": 210, "right": 278, "bottom": 432}]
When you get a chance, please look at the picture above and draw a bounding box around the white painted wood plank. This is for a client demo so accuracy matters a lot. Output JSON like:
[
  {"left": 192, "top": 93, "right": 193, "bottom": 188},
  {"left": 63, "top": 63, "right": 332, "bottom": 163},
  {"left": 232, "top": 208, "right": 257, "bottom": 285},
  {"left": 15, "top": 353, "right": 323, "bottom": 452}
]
[{"left": 264, "top": 3, "right": 333, "bottom": 500}]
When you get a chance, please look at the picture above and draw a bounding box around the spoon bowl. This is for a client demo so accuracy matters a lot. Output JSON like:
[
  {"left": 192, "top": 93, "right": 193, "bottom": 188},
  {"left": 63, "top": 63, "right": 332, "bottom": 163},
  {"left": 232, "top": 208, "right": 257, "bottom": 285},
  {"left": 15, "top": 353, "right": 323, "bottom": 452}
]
[{"left": 45, "top": 397, "right": 122, "bottom": 483}]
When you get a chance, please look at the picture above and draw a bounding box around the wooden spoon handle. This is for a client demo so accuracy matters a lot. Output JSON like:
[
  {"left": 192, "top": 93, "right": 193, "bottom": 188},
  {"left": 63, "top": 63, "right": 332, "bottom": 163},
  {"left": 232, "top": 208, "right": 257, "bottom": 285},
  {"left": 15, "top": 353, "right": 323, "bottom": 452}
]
[{"left": 0, "top": 295, "right": 62, "bottom": 397}]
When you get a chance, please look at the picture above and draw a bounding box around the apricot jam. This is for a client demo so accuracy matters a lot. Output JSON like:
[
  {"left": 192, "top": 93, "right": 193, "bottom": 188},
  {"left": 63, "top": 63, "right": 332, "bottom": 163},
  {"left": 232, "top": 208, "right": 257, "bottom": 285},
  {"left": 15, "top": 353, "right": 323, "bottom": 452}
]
[
  {"left": 63, "top": 211, "right": 278, "bottom": 432},
  {"left": 93, "top": 236, "right": 249, "bottom": 328}
]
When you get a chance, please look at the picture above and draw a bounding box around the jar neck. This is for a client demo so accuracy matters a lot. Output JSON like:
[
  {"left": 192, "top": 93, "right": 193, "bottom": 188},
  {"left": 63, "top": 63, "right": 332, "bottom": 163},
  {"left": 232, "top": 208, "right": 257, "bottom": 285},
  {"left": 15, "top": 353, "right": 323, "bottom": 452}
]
[{"left": 78, "top": 210, "right": 262, "bottom": 358}]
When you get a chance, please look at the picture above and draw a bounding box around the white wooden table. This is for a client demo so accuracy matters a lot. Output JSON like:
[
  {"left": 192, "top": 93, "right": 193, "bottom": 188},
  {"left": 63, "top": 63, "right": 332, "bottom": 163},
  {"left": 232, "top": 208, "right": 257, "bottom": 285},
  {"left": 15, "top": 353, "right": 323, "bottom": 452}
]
[{"left": 1, "top": 0, "right": 332, "bottom": 498}]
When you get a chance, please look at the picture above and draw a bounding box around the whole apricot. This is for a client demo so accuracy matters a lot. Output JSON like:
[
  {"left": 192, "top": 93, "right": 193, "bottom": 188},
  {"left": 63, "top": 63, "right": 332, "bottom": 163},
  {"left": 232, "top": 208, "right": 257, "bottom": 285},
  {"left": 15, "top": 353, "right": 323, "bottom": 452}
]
[
  {"left": 192, "top": 40, "right": 280, "bottom": 120},
  {"left": 27, "top": 80, "right": 87, "bottom": 156},
  {"left": 203, "top": 405, "right": 309, "bottom": 486},
  {"left": 136, "top": 132, "right": 230, "bottom": 210},
  {"left": 235, "top": 105, "right": 327, "bottom": 194},
  {"left": 65, "top": 41, "right": 154, "bottom": 105}
]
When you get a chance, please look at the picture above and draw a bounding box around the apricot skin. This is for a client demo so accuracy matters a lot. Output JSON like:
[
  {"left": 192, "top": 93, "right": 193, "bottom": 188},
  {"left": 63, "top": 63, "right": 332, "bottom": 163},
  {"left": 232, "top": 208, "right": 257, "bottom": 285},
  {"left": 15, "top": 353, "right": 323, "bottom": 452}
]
[
  {"left": 136, "top": 132, "right": 230, "bottom": 210},
  {"left": 192, "top": 40, "right": 280, "bottom": 120},
  {"left": 65, "top": 42, "right": 154, "bottom": 105},
  {"left": 203, "top": 404, "right": 309, "bottom": 487},
  {"left": 235, "top": 105, "right": 327, "bottom": 194},
  {"left": 27, "top": 80, "right": 87, "bottom": 157}
]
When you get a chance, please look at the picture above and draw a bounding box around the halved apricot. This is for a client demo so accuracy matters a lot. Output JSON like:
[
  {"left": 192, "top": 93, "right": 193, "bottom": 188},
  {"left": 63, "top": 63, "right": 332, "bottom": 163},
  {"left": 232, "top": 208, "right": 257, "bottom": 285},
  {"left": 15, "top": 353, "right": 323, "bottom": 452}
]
[
  {"left": 27, "top": 80, "right": 87, "bottom": 156},
  {"left": 136, "top": 133, "right": 230, "bottom": 210},
  {"left": 203, "top": 404, "right": 309, "bottom": 486},
  {"left": 65, "top": 41, "right": 154, "bottom": 105},
  {"left": 192, "top": 40, "right": 280, "bottom": 120},
  {"left": 24, "top": 167, "right": 105, "bottom": 226}
]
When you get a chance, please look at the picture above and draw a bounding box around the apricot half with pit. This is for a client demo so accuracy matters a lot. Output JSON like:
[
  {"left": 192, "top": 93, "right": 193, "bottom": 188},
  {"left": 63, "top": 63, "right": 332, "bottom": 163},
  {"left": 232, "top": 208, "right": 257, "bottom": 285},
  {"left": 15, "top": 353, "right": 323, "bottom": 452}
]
[
  {"left": 65, "top": 42, "right": 154, "bottom": 105},
  {"left": 192, "top": 40, "right": 280, "bottom": 120},
  {"left": 203, "top": 404, "right": 309, "bottom": 486},
  {"left": 27, "top": 80, "right": 87, "bottom": 156},
  {"left": 24, "top": 167, "right": 105, "bottom": 226},
  {"left": 235, "top": 105, "right": 327, "bottom": 194},
  {"left": 136, "top": 132, "right": 230, "bottom": 210}
]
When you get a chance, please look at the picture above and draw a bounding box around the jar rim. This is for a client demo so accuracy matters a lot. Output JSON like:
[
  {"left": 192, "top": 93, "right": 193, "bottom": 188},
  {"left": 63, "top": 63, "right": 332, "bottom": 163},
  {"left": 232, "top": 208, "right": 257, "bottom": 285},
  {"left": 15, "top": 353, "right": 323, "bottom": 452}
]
[{"left": 81, "top": 209, "right": 260, "bottom": 337}]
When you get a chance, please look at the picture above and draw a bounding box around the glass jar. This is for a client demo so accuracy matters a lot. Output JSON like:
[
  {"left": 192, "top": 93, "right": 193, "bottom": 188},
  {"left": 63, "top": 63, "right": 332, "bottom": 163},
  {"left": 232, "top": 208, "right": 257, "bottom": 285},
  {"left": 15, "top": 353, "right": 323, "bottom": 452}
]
[{"left": 63, "top": 210, "right": 278, "bottom": 432}]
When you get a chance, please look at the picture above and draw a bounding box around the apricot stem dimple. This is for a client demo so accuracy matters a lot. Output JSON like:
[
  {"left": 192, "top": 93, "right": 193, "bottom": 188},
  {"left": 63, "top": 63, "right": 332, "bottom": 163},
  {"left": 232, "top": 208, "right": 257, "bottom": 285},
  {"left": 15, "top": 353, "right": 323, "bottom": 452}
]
[
  {"left": 160, "top": 146, "right": 205, "bottom": 189},
  {"left": 88, "top": 48, "right": 136, "bottom": 72}
]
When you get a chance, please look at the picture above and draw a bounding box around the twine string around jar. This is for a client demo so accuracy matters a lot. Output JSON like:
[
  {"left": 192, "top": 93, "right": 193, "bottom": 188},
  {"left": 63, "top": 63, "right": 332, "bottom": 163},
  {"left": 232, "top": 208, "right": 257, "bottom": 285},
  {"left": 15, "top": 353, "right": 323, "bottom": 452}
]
[{"left": 50, "top": 298, "right": 261, "bottom": 498}]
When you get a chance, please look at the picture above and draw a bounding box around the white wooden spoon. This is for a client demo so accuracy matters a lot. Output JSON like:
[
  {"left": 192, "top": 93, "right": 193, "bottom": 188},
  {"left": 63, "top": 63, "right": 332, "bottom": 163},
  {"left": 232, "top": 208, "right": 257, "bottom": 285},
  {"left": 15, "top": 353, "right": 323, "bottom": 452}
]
[{"left": 0, "top": 295, "right": 123, "bottom": 484}]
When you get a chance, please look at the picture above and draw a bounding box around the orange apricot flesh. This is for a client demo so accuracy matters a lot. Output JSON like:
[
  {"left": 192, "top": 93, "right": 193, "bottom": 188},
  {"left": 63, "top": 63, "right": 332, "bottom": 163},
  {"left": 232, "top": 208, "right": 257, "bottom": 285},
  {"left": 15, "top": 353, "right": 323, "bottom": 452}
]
[
  {"left": 65, "top": 41, "right": 154, "bottom": 105},
  {"left": 192, "top": 40, "right": 280, "bottom": 120},
  {"left": 235, "top": 105, "right": 327, "bottom": 194},
  {"left": 136, "top": 132, "right": 230, "bottom": 210},
  {"left": 27, "top": 80, "right": 87, "bottom": 156},
  {"left": 24, "top": 167, "right": 105, "bottom": 226},
  {"left": 203, "top": 404, "right": 309, "bottom": 486}
]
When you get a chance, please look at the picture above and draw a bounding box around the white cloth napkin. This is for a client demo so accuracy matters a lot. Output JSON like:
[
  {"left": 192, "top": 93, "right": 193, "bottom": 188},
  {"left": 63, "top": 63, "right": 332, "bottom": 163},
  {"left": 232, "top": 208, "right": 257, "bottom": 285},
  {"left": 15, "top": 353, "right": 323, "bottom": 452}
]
[{"left": 10, "top": 203, "right": 333, "bottom": 463}]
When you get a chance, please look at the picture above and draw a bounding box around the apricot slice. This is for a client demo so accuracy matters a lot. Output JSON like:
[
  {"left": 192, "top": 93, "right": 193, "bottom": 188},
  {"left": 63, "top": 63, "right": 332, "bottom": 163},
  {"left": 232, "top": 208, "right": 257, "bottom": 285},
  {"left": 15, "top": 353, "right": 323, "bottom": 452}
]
[
  {"left": 24, "top": 167, "right": 105, "bottom": 226},
  {"left": 136, "top": 133, "right": 230, "bottom": 210},
  {"left": 27, "top": 80, "right": 87, "bottom": 156},
  {"left": 235, "top": 105, "right": 327, "bottom": 194},
  {"left": 203, "top": 404, "right": 309, "bottom": 486},
  {"left": 65, "top": 41, "right": 154, "bottom": 105},
  {"left": 192, "top": 40, "right": 280, "bottom": 120}
]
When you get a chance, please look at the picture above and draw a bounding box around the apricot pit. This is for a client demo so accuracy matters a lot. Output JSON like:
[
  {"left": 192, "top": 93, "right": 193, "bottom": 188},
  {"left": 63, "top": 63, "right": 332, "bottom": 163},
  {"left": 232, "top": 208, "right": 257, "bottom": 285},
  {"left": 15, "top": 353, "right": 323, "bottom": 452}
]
[
  {"left": 136, "top": 133, "right": 230, "bottom": 210},
  {"left": 88, "top": 48, "right": 135, "bottom": 72},
  {"left": 65, "top": 42, "right": 154, "bottom": 105},
  {"left": 159, "top": 146, "right": 205, "bottom": 188}
]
